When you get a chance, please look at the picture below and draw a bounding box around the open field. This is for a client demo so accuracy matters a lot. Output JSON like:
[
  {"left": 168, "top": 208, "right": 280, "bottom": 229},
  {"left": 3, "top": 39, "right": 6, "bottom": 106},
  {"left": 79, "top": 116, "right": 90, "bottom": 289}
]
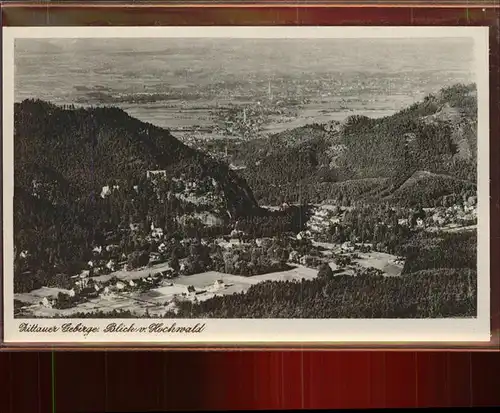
[
  {"left": 15, "top": 265, "right": 320, "bottom": 318},
  {"left": 311, "top": 241, "right": 404, "bottom": 276},
  {"left": 312, "top": 241, "right": 343, "bottom": 253},
  {"left": 174, "top": 271, "right": 259, "bottom": 287},
  {"left": 17, "top": 293, "right": 170, "bottom": 318},
  {"left": 91, "top": 262, "right": 174, "bottom": 283},
  {"left": 353, "top": 252, "right": 404, "bottom": 277},
  {"left": 426, "top": 224, "right": 477, "bottom": 233},
  {"left": 15, "top": 287, "right": 73, "bottom": 305},
  {"left": 251, "top": 265, "right": 319, "bottom": 282},
  {"left": 14, "top": 226, "right": 410, "bottom": 319}
]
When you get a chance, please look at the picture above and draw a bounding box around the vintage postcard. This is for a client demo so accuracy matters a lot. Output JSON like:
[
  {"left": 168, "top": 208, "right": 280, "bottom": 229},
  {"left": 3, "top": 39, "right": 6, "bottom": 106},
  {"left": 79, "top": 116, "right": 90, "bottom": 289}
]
[{"left": 2, "top": 26, "right": 490, "bottom": 345}]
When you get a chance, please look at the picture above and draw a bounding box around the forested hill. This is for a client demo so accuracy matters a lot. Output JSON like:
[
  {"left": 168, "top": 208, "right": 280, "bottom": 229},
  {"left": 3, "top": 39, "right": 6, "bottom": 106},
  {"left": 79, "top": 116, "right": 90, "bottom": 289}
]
[
  {"left": 239, "top": 83, "right": 478, "bottom": 206},
  {"left": 14, "top": 99, "right": 257, "bottom": 214},
  {"left": 13, "top": 100, "right": 260, "bottom": 285}
]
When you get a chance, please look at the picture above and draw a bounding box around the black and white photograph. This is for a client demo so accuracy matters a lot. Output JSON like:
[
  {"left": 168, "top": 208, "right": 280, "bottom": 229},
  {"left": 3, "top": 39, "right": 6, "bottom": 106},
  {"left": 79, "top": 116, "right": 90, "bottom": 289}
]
[{"left": 2, "top": 27, "right": 490, "bottom": 344}]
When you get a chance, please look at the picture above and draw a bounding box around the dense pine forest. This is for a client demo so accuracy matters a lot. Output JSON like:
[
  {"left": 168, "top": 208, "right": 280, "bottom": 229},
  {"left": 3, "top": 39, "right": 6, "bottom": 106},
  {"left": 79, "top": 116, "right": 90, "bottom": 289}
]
[{"left": 235, "top": 83, "right": 477, "bottom": 205}]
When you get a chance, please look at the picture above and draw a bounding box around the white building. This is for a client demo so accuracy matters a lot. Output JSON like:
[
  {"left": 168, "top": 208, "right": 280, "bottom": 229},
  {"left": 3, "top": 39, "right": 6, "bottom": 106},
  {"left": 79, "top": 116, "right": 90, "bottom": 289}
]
[
  {"left": 115, "top": 281, "right": 125, "bottom": 290},
  {"left": 146, "top": 170, "right": 167, "bottom": 180},
  {"left": 230, "top": 229, "right": 244, "bottom": 239},
  {"left": 41, "top": 297, "right": 52, "bottom": 308},
  {"left": 106, "top": 244, "right": 119, "bottom": 253},
  {"left": 213, "top": 280, "right": 224, "bottom": 290},
  {"left": 289, "top": 250, "right": 300, "bottom": 262},
  {"left": 75, "top": 277, "right": 89, "bottom": 290},
  {"left": 106, "top": 260, "right": 116, "bottom": 271},
  {"left": 151, "top": 228, "right": 164, "bottom": 239},
  {"left": 341, "top": 242, "right": 355, "bottom": 252},
  {"left": 398, "top": 218, "right": 409, "bottom": 227},
  {"left": 100, "top": 186, "right": 112, "bottom": 199}
]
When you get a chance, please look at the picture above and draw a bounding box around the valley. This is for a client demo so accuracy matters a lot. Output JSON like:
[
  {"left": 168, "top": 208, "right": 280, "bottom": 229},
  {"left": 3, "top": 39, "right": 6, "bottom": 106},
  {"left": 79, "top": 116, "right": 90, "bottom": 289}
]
[{"left": 12, "top": 82, "right": 478, "bottom": 319}]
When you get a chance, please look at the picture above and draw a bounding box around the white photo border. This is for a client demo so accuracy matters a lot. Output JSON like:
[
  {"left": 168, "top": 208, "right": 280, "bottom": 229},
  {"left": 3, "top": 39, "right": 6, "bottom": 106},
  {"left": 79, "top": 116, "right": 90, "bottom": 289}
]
[{"left": 2, "top": 26, "right": 491, "bottom": 345}]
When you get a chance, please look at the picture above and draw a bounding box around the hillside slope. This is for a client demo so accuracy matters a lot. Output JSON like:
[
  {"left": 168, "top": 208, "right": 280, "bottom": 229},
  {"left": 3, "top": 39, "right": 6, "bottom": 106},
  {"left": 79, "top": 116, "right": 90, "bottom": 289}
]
[
  {"left": 239, "top": 83, "right": 477, "bottom": 206},
  {"left": 13, "top": 100, "right": 259, "bottom": 286},
  {"left": 15, "top": 99, "right": 257, "bottom": 214}
]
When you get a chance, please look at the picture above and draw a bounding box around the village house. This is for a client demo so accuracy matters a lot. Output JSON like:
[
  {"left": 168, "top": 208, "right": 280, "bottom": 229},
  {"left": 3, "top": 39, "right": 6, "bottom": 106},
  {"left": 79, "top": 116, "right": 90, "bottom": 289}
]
[
  {"left": 280, "top": 202, "right": 290, "bottom": 211},
  {"left": 105, "top": 260, "right": 116, "bottom": 272},
  {"left": 41, "top": 297, "right": 53, "bottom": 308},
  {"left": 288, "top": 250, "right": 300, "bottom": 263},
  {"left": 106, "top": 244, "right": 119, "bottom": 253},
  {"left": 100, "top": 185, "right": 120, "bottom": 199},
  {"left": 398, "top": 218, "right": 409, "bottom": 227},
  {"left": 158, "top": 269, "right": 175, "bottom": 279},
  {"left": 146, "top": 170, "right": 167, "bottom": 180},
  {"left": 100, "top": 186, "right": 112, "bottom": 199},
  {"left": 467, "top": 195, "right": 477, "bottom": 206},
  {"left": 299, "top": 255, "right": 313, "bottom": 266},
  {"left": 101, "top": 286, "right": 112, "bottom": 297},
  {"left": 129, "top": 223, "right": 140, "bottom": 231},
  {"left": 341, "top": 242, "right": 355, "bottom": 253},
  {"left": 74, "top": 276, "right": 90, "bottom": 291},
  {"left": 115, "top": 281, "right": 126, "bottom": 291},
  {"left": 316, "top": 209, "right": 330, "bottom": 218},
  {"left": 150, "top": 226, "right": 164, "bottom": 239},
  {"left": 230, "top": 229, "right": 244, "bottom": 240},
  {"left": 149, "top": 252, "right": 162, "bottom": 264},
  {"left": 306, "top": 207, "right": 340, "bottom": 234},
  {"left": 432, "top": 213, "right": 446, "bottom": 226},
  {"left": 464, "top": 203, "right": 476, "bottom": 214},
  {"left": 213, "top": 279, "right": 224, "bottom": 290},
  {"left": 296, "top": 230, "right": 312, "bottom": 240}
]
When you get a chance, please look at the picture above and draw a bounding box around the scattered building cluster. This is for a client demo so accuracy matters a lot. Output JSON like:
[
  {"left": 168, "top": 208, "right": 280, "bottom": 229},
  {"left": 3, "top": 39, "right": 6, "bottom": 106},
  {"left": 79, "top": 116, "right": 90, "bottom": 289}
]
[{"left": 306, "top": 206, "right": 344, "bottom": 235}]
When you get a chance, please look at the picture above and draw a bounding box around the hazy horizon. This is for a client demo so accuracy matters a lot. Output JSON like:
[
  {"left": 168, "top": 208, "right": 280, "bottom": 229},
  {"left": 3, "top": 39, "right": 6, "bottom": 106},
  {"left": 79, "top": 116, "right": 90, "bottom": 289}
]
[{"left": 14, "top": 37, "right": 476, "bottom": 129}]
